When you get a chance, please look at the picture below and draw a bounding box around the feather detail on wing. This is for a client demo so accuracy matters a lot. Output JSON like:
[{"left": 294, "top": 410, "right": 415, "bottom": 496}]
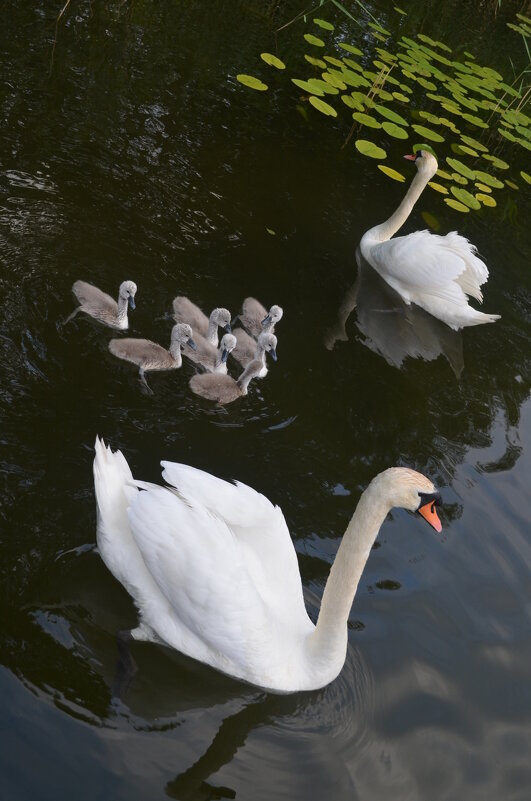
[
  {"left": 109, "top": 339, "right": 172, "bottom": 367},
  {"left": 73, "top": 281, "right": 117, "bottom": 313},
  {"left": 173, "top": 296, "right": 209, "bottom": 337},
  {"left": 240, "top": 297, "right": 267, "bottom": 338}
]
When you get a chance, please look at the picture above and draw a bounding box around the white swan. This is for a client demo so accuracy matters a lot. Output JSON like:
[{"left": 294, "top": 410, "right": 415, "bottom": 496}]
[
  {"left": 230, "top": 330, "right": 278, "bottom": 378},
  {"left": 172, "top": 297, "right": 232, "bottom": 347},
  {"left": 108, "top": 323, "right": 196, "bottom": 393},
  {"left": 233, "top": 298, "right": 283, "bottom": 338},
  {"left": 65, "top": 280, "right": 137, "bottom": 330},
  {"left": 93, "top": 438, "right": 442, "bottom": 693},
  {"left": 360, "top": 151, "right": 500, "bottom": 330},
  {"left": 184, "top": 333, "right": 237, "bottom": 375}
]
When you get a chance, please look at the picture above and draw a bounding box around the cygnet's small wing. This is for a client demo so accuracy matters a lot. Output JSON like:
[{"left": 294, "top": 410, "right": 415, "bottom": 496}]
[
  {"left": 73, "top": 280, "right": 118, "bottom": 314},
  {"left": 189, "top": 373, "right": 241, "bottom": 403},
  {"left": 231, "top": 327, "right": 258, "bottom": 367},
  {"left": 109, "top": 338, "right": 172, "bottom": 368},
  {"left": 183, "top": 331, "right": 217, "bottom": 370},
  {"left": 239, "top": 297, "right": 268, "bottom": 338},
  {"left": 172, "top": 296, "right": 210, "bottom": 338}
]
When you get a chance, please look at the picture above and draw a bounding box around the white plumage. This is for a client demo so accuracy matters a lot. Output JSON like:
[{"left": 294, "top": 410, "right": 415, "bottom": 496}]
[
  {"left": 360, "top": 151, "right": 500, "bottom": 330},
  {"left": 94, "top": 438, "right": 443, "bottom": 692}
]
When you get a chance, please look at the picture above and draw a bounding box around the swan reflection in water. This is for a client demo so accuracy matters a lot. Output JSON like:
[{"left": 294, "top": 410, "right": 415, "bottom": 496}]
[{"left": 324, "top": 250, "right": 464, "bottom": 378}]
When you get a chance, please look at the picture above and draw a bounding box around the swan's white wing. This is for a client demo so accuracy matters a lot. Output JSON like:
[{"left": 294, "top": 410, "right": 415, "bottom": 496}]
[
  {"left": 160, "top": 462, "right": 309, "bottom": 622},
  {"left": 127, "top": 484, "right": 284, "bottom": 671}
]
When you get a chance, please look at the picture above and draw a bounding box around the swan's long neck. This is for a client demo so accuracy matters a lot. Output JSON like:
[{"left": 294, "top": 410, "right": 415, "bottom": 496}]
[
  {"left": 116, "top": 294, "right": 129, "bottom": 324},
  {"left": 207, "top": 315, "right": 219, "bottom": 347},
  {"left": 169, "top": 341, "right": 183, "bottom": 364},
  {"left": 237, "top": 360, "right": 261, "bottom": 394},
  {"left": 308, "top": 479, "right": 390, "bottom": 669},
  {"left": 366, "top": 167, "right": 432, "bottom": 243}
]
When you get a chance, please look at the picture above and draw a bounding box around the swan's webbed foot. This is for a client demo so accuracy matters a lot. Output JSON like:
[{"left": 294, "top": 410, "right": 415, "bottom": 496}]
[{"left": 112, "top": 629, "right": 138, "bottom": 700}]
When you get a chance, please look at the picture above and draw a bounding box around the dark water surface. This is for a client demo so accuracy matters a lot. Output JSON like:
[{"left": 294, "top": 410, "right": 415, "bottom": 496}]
[{"left": 1, "top": 1, "right": 530, "bottom": 799}]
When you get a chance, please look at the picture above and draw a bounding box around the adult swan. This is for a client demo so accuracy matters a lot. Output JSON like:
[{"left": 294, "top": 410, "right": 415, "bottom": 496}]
[
  {"left": 93, "top": 438, "right": 442, "bottom": 693},
  {"left": 360, "top": 150, "right": 500, "bottom": 330}
]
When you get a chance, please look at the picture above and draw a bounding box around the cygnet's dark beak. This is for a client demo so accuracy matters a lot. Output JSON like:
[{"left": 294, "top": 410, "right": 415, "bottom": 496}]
[
  {"left": 221, "top": 348, "right": 229, "bottom": 363},
  {"left": 269, "top": 348, "right": 277, "bottom": 361},
  {"left": 128, "top": 296, "right": 136, "bottom": 310},
  {"left": 223, "top": 323, "right": 232, "bottom": 333},
  {"left": 261, "top": 314, "right": 272, "bottom": 327},
  {"left": 187, "top": 337, "right": 197, "bottom": 351}
]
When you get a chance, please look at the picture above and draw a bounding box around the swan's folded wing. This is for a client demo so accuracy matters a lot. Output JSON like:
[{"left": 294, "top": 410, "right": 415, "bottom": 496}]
[
  {"left": 127, "top": 484, "right": 278, "bottom": 667},
  {"left": 172, "top": 296, "right": 209, "bottom": 337},
  {"left": 73, "top": 281, "right": 117, "bottom": 312},
  {"left": 240, "top": 297, "right": 267, "bottom": 337},
  {"left": 160, "top": 462, "right": 309, "bottom": 622},
  {"left": 369, "top": 231, "right": 468, "bottom": 297}
]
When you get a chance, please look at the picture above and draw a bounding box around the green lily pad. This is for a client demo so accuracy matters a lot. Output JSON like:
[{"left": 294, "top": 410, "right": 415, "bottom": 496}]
[
  {"left": 474, "top": 170, "right": 504, "bottom": 189},
  {"left": 236, "top": 74, "right": 268, "bottom": 91},
  {"left": 304, "top": 34, "right": 325, "bottom": 47},
  {"left": 341, "top": 95, "right": 364, "bottom": 111},
  {"left": 382, "top": 121, "right": 409, "bottom": 139},
  {"left": 416, "top": 76, "right": 438, "bottom": 91},
  {"left": 474, "top": 182, "right": 492, "bottom": 193},
  {"left": 375, "top": 105, "right": 409, "bottom": 125},
  {"left": 505, "top": 180, "right": 519, "bottom": 190},
  {"left": 309, "top": 96, "right": 338, "bottom": 116},
  {"left": 322, "top": 72, "right": 347, "bottom": 90},
  {"left": 460, "top": 135, "right": 488, "bottom": 152},
  {"left": 418, "top": 111, "right": 442, "bottom": 125},
  {"left": 451, "top": 144, "right": 478, "bottom": 157},
  {"left": 428, "top": 181, "right": 449, "bottom": 194},
  {"left": 339, "top": 69, "right": 370, "bottom": 88},
  {"left": 260, "top": 53, "right": 286, "bottom": 70},
  {"left": 368, "top": 22, "right": 391, "bottom": 36},
  {"left": 444, "top": 198, "right": 470, "bottom": 212},
  {"left": 378, "top": 164, "right": 406, "bottom": 181},
  {"left": 339, "top": 43, "right": 363, "bottom": 56},
  {"left": 313, "top": 18, "right": 334, "bottom": 30},
  {"left": 411, "top": 124, "right": 445, "bottom": 142},
  {"left": 393, "top": 92, "right": 411, "bottom": 103},
  {"left": 498, "top": 128, "right": 517, "bottom": 142},
  {"left": 342, "top": 58, "right": 364, "bottom": 73},
  {"left": 323, "top": 56, "right": 344, "bottom": 67},
  {"left": 436, "top": 169, "right": 453, "bottom": 180},
  {"left": 304, "top": 55, "right": 327, "bottom": 68},
  {"left": 450, "top": 186, "right": 481, "bottom": 209},
  {"left": 481, "top": 154, "right": 509, "bottom": 169},
  {"left": 291, "top": 78, "right": 324, "bottom": 95},
  {"left": 307, "top": 78, "right": 338, "bottom": 95},
  {"left": 421, "top": 211, "right": 441, "bottom": 230},
  {"left": 451, "top": 173, "right": 469, "bottom": 185},
  {"left": 521, "top": 171, "right": 531, "bottom": 184},
  {"left": 352, "top": 112, "right": 381, "bottom": 128},
  {"left": 355, "top": 139, "right": 387, "bottom": 159},
  {"left": 476, "top": 193, "right": 496, "bottom": 207},
  {"left": 462, "top": 113, "right": 488, "bottom": 128},
  {"left": 446, "top": 157, "right": 476, "bottom": 179}
]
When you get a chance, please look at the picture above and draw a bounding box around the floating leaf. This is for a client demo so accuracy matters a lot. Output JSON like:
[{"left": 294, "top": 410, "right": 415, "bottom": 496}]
[
  {"left": 463, "top": 51, "right": 476, "bottom": 59},
  {"left": 382, "top": 121, "right": 409, "bottom": 138},
  {"left": 416, "top": 76, "right": 437, "bottom": 91},
  {"left": 460, "top": 135, "right": 488, "bottom": 152},
  {"left": 421, "top": 211, "right": 441, "bottom": 230},
  {"left": 394, "top": 6, "right": 407, "bottom": 14},
  {"left": 481, "top": 154, "right": 509, "bottom": 170},
  {"left": 341, "top": 95, "right": 364, "bottom": 111},
  {"left": 309, "top": 96, "right": 337, "bottom": 116},
  {"left": 411, "top": 124, "right": 445, "bottom": 142},
  {"left": 474, "top": 170, "right": 504, "bottom": 188},
  {"left": 374, "top": 105, "right": 409, "bottom": 125},
  {"left": 260, "top": 53, "right": 286, "bottom": 70},
  {"left": 450, "top": 186, "right": 481, "bottom": 209},
  {"left": 323, "top": 56, "right": 344, "bottom": 67},
  {"left": 236, "top": 74, "right": 268, "bottom": 91},
  {"left": 393, "top": 91, "right": 411, "bottom": 103},
  {"left": 292, "top": 78, "right": 324, "bottom": 95},
  {"left": 462, "top": 113, "right": 488, "bottom": 128},
  {"left": 322, "top": 72, "right": 347, "bottom": 90},
  {"left": 418, "top": 110, "right": 442, "bottom": 125},
  {"left": 451, "top": 143, "right": 478, "bottom": 157},
  {"left": 368, "top": 22, "right": 391, "bottom": 36},
  {"left": 307, "top": 78, "right": 338, "bottom": 94},
  {"left": 521, "top": 171, "right": 531, "bottom": 184},
  {"left": 476, "top": 193, "right": 496, "bottom": 207},
  {"left": 378, "top": 164, "right": 406, "bottom": 181},
  {"left": 266, "top": 227, "right": 276, "bottom": 235},
  {"left": 342, "top": 58, "right": 364, "bottom": 72},
  {"left": 304, "top": 55, "right": 327, "bottom": 68},
  {"left": 339, "top": 43, "right": 363, "bottom": 56},
  {"left": 505, "top": 180, "right": 519, "bottom": 190},
  {"left": 304, "top": 33, "right": 325, "bottom": 47},
  {"left": 339, "top": 69, "right": 370, "bottom": 88},
  {"left": 436, "top": 169, "right": 453, "bottom": 180},
  {"left": 446, "top": 157, "right": 476, "bottom": 179},
  {"left": 428, "top": 181, "right": 449, "bottom": 194},
  {"left": 355, "top": 139, "right": 387, "bottom": 159},
  {"left": 498, "top": 128, "right": 517, "bottom": 142},
  {"left": 313, "top": 18, "right": 334, "bottom": 30},
  {"left": 451, "top": 173, "right": 469, "bottom": 185},
  {"left": 474, "top": 182, "right": 492, "bottom": 193},
  {"left": 444, "top": 198, "right": 469, "bottom": 212},
  {"left": 352, "top": 112, "right": 381, "bottom": 128}
]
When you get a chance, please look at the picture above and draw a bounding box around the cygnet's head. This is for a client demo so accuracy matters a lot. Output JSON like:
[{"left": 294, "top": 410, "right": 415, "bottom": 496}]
[
  {"left": 172, "top": 323, "right": 196, "bottom": 350},
  {"left": 212, "top": 308, "right": 232, "bottom": 333},
  {"left": 404, "top": 150, "right": 438, "bottom": 180},
  {"left": 261, "top": 305, "right": 283, "bottom": 328},
  {"left": 219, "top": 333, "right": 237, "bottom": 363},
  {"left": 373, "top": 467, "right": 442, "bottom": 532},
  {"left": 119, "top": 280, "right": 138, "bottom": 310},
  {"left": 257, "top": 332, "right": 277, "bottom": 361}
]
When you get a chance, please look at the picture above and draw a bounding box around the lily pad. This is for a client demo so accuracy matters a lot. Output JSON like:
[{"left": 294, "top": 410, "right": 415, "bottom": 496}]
[
  {"left": 309, "top": 96, "right": 338, "bottom": 116},
  {"left": 323, "top": 56, "right": 344, "bottom": 67},
  {"left": 474, "top": 182, "right": 492, "bottom": 193},
  {"left": 462, "top": 113, "right": 488, "bottom": 128},
  {"left": 375, "top": 105, "right": 409, "bottom": 125},
  {"left": 411, "top": 124, "right": 445, "bottom": 142},
  {"left": 436, "top": 169, "right": 453, "bottom": 180},
  {"left": 352, "top": 112, "right": 381, "bottom": 128},
  {"left": 382, "top": 121, "right": 409, "bottom": 139},
  {"left": 428, "top": 181, "right": 449, "bottom": 194},
  {"left": 292, "top": 78, "right": 324, "bottom": 95},
  {"left": 260, "top": 53, "right": 286, "bottom": 70},
  {"left": 313, "top": 18, "right": 334, "bottom": 30},
  {"left": 446, "top": 157, "right": 476, "bottom": 179},
  {"left": 474, "top": 170, "right": 504, "bottom": 189},
  {"left": 450, "top": 186, "right": 481, "bottom": 209},
  {"left": 521, "top": 171, "right": 531, "bottom": 184},
  {"left": 481, "top": 154, "right": 509, "bottom": 169},
  {"left": 460, "top": 135, "right": 488, "bottom": 152},
  {"left": 355, "top": 140, "right": 387, "bottom": 159},
  {"left": 304, "top": 34, "right": 325, "bottom": 47},
  {"left": 378, "top": 164, "right": 406, "bottom": 181},
  {"left": 505, "top": 180, "right": 519, "bottom": 190},
  {"left": 444, "top": 198, "right": 469, "bottom": 213},
  {"left": 341, "top": 95, "right": 364, "bottom": 111},
  {"left": 451, "top": 173, "right": 469, "bottom": 185},
  {"left": 307, "top": 78, "right": 338, "bottom": 95},
  {"left": 476, "top": 193, "right": 496, "bottom": 207},
  {"left": 304, "top": 55, "right": 327, "bottom": 68},
  {"left": 339, "top": 43, "right": 363, "bottom": 56},
  {"left": 322, "top": 72, "right": 347, "bottom": 90},
  {"left": 236, "top": 74, "right": 268, "bottom": 91},
  {"left": 393, "top": 92, "right": 411, "bottom": 103},
  {"left": 421, "top": 211, "right": 441, "bottom": 230}
]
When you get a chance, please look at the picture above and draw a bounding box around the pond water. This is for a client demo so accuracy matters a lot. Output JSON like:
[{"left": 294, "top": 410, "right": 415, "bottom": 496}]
[{"left": 1, "top": 1, "right": 530, "bottom": 799}]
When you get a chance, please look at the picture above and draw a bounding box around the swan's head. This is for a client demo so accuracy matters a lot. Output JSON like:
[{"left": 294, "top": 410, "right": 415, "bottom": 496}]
[
  {"left": 262, "top": 305, "right": 283, "bottom": 328},
  {"left": 374, "top": 467, "right": 442, "bottom": 532},
  {"left": 404, "top": 150, "right": 438, "bottom": 181},
  {"left": 172, "top": 323, "right": 196, "bottom": 350},
  {"left": 212, "top": 308, "right": 232, "bottom": 333},
  {"left": 119, "top": 280, "right": 137, "bottom": 310},
  {"left": 257, "top": 332, "right": 277, "bottom": 361},
  {"left": 219, "top": 333, "right": 237, "bottom": 363}
]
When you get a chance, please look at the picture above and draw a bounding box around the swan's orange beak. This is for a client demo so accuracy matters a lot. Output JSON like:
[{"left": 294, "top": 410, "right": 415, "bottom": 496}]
[
  {"left": 404, "top": 154, "right": 417, "bottom": 161},
  {"left": 418, "top": 501, "right": 442, "bottom": 532}
]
